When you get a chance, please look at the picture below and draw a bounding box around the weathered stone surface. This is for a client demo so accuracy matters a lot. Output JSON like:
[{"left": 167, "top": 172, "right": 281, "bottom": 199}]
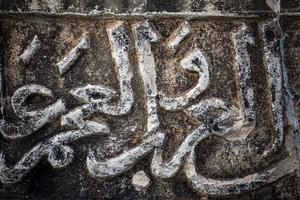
[
  {"left": 132, "top": 170, "right": 151, "bottom": 192},
  {"left": 283, "top": 18, "right": 300, "bottom": 152},
  {"left": 0, "top": 0, "right": 274, "bottom": 15},
  {"left": 282, "top": 0, "right": 300, "bottom": 14},
  {"left": 0, "top": 0, "right": 299, "bottom": 199}
]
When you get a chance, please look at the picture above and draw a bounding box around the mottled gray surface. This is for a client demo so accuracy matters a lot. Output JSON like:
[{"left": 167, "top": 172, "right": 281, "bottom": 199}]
[
  {"left": 0, "top": 0, "right": 299, "bottom": 199},
  {"left": 0, "top": 0, "right": 273, "bottom": 14}
]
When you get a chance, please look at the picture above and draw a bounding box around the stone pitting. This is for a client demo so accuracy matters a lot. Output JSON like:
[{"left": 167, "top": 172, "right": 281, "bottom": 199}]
[{"left": 0, "top": 2, "right": 299, "bottom": 198}]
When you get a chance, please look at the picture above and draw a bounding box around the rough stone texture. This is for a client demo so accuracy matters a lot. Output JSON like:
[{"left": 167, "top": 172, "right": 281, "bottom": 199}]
[
  {"left": 132, "top": 170, "right": 150, "bottom": 192},
  {"left": 0, "top": 0, "right": 273, "bottom": 15},
  {"left": 282, "top": 0, "right": 300, "bottom": 14},
  {"left": 0, "top": 0, "right": 299, "bottom": 199},
  {"left": 283, "top": 18, "right": 300, "bottom": 153}
]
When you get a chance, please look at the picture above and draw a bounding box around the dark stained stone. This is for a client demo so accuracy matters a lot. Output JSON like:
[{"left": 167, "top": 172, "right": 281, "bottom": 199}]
[{"left": 0, "top": 0, "right": 299, "bottom": 199}]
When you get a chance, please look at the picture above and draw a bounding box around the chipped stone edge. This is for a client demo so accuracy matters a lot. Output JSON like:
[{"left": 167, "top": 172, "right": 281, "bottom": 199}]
[
  {"left": 0, "top": 11, "right": 272, "bottom": 21},
  {"left": 19, "top": 35, "right": 41, "bottom": 64},
  {"left": 56, "top": 36, "right": 90, "bottom": 75}
]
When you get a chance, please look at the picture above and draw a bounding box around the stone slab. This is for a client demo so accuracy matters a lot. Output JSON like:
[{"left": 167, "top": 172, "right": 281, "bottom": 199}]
[{"left": 0, "top": 15, "right": 298, "bottom": 199}]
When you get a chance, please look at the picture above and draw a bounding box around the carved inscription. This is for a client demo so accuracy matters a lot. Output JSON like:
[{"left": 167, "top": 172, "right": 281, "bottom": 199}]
[{"left": 0, "top": 19, "right": 297, "bottom": 196}]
